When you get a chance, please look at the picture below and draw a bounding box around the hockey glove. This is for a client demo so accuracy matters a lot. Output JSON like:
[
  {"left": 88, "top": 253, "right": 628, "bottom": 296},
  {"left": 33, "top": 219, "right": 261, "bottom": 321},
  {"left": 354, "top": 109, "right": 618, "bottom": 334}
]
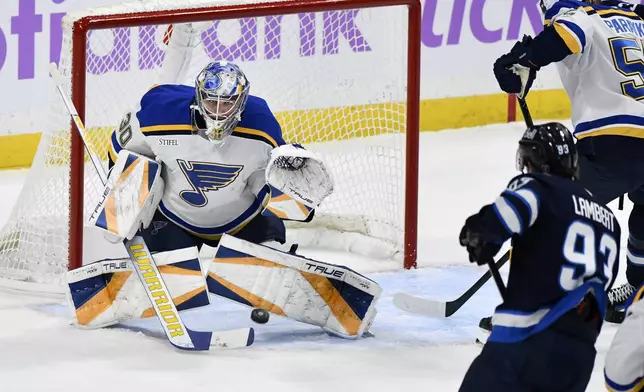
[
  {"left": 494, "top": 35, "right": 539, "bottom": 99},
  {"left": 274, "top": 155, "right": 307, "bottom": 170},
  {"left": 459, "top": 212, "right": 502, "bottom": 266},
  {"left": 266, "top": 144, "right": 334, "bottom": 209}
]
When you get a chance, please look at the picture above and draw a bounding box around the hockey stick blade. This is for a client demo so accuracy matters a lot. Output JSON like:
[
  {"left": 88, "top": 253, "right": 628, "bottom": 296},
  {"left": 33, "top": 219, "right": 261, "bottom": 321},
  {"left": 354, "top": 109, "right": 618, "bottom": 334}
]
[
  {"left": 394, "top": 293, "right": 446, "bottom": 317},
  {"left": 209, "top": 327, "right": 255, "bottom": 349},
  {"left": 51, "top": 62, "right": 254, "bottom": 351},
  {"left": 394, "top": 251, "right": 510, "bottom": 318}
]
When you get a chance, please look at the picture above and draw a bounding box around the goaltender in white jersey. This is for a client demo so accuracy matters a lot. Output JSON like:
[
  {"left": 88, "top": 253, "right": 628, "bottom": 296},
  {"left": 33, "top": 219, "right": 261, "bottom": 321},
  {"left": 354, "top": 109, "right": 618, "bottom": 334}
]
[
  {"left": 64, "top": 23, "right": 381, "bottom": 341},
  {"left": 108, "top": 82, "right": 286, "bottom": 237}
]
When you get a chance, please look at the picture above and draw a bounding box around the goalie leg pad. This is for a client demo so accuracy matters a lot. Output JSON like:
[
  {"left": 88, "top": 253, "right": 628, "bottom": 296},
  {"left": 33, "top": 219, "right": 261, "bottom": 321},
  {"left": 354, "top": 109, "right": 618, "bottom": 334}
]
[
  {"left": 66, "top": 245, "right": 208, "bottom": 329},
  {"left": 207, "top": 234, "right": 381, "bottom": 339},
  {"left": 89, "top": 150, "right": 164, "bottom": 242}
]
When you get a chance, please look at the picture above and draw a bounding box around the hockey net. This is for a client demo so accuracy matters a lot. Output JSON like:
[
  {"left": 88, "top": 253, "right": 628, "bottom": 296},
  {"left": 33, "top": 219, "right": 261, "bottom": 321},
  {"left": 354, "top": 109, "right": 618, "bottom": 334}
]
[{"left": 0, "top": 0, "right": 420, "bottom": 293}]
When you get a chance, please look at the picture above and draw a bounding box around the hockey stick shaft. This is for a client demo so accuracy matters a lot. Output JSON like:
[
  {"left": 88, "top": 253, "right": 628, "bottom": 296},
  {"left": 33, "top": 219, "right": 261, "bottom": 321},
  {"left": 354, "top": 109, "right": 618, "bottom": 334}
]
[
  {"left": 517, "top": 96, "right": 534, "bottom": 129},
  {"left": 393, "top": 251, "right": 510, "bottom": 318},
  {"left": 486, "top": 258, "right": 506, "bottom": 301},
  {"left": 49, "top": 63, "right": 252, "bottom": 350},
  {"left": 49, "top": 64, "right": 109, "bottom": 184},
  {"left": 446, "top": 250, "right": 509, "bottom": 315}
]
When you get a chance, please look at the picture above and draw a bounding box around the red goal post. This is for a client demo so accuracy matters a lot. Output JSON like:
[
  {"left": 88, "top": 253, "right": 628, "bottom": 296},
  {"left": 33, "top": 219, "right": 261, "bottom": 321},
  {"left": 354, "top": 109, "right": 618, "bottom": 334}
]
[
  {"left": 0, "top": 0, "right": 421, "bottom": 292},
  {"left": 67, "top": 0, "right": 422, "bottom": 272}
]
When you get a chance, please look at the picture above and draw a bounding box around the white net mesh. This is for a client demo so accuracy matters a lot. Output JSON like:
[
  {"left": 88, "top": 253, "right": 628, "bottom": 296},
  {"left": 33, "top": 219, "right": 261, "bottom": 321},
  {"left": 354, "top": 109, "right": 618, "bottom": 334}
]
[{"left": 0, "top": 0, "right": 411, "bottom": 292}]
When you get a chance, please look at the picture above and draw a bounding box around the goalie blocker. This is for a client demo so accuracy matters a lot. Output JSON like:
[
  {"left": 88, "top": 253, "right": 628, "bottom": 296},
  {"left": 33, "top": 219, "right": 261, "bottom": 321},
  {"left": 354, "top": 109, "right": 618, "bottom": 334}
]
[
  {"left": 88, "top": 149, "right": 164, "bottom": 242},
  {"left": 67, "top": 234, "right": 380, "bottom": 339}
]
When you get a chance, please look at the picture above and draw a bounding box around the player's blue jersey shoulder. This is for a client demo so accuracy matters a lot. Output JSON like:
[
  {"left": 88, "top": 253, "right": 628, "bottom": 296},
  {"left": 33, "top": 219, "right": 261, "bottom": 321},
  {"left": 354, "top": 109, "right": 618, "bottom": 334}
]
[
  {"left": 232, "top": 95, "right": 285, "bottom": 148},
  {"left": 136, "top": 84, "right": 194, "bottom": 136}
]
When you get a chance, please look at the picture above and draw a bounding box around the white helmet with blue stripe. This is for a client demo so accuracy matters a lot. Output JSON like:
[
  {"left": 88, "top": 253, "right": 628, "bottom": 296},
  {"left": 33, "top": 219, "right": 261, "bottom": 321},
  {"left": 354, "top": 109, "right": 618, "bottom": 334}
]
[{"left": 194, "top": 61, "right": 250, "bottom": 143}]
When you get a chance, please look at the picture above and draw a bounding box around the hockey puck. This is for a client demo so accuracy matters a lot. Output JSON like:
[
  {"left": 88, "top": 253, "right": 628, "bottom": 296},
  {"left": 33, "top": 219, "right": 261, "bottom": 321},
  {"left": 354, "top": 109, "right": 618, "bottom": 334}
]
[{"left": 251, "top": 308, "right": 270, "bottom": 324}]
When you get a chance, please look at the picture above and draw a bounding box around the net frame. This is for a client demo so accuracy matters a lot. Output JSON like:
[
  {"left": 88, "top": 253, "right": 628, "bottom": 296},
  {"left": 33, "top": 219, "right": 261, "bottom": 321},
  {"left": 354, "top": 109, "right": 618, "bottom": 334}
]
[{"left": 64, "top": 0, "right": 421, "bottom": 271}]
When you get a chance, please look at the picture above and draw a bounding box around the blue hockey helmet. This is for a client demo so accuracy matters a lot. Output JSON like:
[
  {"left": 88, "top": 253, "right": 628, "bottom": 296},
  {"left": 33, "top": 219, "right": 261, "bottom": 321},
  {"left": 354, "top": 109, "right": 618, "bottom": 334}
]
[
  {"left": 194, "top": 61, "right": 250, "bottom": 143},
  {"left": 516, "top": 122, "right": 579, "bottom": 179}
]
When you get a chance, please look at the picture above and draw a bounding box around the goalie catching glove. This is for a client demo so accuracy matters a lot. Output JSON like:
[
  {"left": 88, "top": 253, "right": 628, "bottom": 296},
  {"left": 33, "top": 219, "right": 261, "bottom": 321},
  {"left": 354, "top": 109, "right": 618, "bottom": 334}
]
[
  {"left": 266, "top": 144, "right": 333, "bottom": 209},
  {"left": 88, "top": 149, "right": 164, "bottom": 242}
]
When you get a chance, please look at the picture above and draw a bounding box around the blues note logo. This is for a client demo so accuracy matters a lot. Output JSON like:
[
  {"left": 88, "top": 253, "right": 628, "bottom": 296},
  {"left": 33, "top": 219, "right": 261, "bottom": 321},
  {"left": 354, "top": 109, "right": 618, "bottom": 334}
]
[{"left": 177, "top": 160, "right": 243, "bottom": 207}]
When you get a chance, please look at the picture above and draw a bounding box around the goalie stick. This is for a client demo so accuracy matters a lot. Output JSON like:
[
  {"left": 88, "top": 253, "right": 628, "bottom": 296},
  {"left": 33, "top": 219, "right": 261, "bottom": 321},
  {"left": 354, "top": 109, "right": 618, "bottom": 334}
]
[
  {"left": 49, "top": 63, "right": 254, "bottom": 351},
  {"left": 393, "top": 251, "right": 509, "bottom": 318}
]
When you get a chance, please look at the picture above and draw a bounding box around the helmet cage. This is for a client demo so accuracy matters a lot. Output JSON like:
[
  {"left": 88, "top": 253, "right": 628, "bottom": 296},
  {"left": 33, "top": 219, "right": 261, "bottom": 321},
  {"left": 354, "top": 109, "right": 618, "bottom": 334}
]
[{"left": 194, "top": 62, "right": 250, "bottom": 143}]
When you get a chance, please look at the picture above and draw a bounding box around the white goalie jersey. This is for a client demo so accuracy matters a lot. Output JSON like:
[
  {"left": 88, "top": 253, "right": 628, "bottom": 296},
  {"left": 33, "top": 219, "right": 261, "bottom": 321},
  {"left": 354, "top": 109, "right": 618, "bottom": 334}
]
[
  {"left": 108, "top": 85, "right": 285, "bottom": 240},
  {"left": 545, "top": 1, "right": 644, "bottom": 139}
]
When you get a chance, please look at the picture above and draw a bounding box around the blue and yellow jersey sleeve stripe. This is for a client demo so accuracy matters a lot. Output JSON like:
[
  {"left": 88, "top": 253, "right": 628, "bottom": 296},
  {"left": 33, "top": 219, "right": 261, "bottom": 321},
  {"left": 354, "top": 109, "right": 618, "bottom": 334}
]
[
  {"left": 232, "top": 127, "right": 281, "bottom": 148},
  {"left": 605, "top": 373, "right": 644, "bottom": 392},
  {"left": 140, "top": 124, "right": 196, "bottom": 136},
  {"left": 574, "top": 115, "right": 644, "bottom": 139},
  {"left": 553, "top": 19, "right": 586, "bottom": 54},
  {"left": 234, "top": 95, "right": 285, "bottom": 148}
]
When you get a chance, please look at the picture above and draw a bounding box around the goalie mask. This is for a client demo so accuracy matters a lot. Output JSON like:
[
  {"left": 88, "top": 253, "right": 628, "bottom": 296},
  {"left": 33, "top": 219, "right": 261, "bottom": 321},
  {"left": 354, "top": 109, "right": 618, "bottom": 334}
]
[{"left": 193, "top": 61, "right": 250, "bottom": 144}]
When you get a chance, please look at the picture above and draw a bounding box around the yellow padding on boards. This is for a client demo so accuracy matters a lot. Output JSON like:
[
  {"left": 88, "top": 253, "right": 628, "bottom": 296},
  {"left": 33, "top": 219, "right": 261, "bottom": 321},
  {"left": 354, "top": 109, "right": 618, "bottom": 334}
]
[
  {"left": 0, "top": 133, "right": 41, "bottom": 169},
  {"left": 517, "top": 90, "right": 570, "bottom": 123},
  {"left": 0, "top": 90, "right": 572, "bottom": 170}
]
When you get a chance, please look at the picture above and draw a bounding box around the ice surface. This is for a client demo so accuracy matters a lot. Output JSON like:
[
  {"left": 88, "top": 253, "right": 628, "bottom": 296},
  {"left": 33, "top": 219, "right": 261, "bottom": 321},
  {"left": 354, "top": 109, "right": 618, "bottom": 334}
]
[{"left": 0, "top": 124, "right": 629, "bottom": 391}]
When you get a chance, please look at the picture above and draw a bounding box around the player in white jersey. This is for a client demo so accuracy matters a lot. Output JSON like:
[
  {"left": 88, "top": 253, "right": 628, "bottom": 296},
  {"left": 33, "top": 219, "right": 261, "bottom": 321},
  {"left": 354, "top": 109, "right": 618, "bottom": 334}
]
[
  {"left": 63, "top": 25, "right": 381, "bottom": 340},
  {"left": 107, "top": 62, "right": 292, "bottom": 246},
  {"left": 491, "top": 0, "right": 644, "bottom": 325}
]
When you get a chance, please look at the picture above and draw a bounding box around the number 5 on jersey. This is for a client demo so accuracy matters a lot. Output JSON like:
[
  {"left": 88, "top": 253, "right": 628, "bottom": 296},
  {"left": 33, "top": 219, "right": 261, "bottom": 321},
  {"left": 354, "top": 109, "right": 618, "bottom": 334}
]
[{"left": 610, "top": 37, "right": 644, "bottom": 100}]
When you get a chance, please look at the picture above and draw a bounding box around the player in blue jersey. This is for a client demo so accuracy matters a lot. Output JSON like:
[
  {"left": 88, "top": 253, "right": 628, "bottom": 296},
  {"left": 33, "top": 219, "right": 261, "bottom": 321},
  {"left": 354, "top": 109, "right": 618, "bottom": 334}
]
[
  {"left": 458, "top": 123, "right": 621, "bottom": 392},
  {"left": 493, "top": 0, "right": 644, "bottom": 322}
]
